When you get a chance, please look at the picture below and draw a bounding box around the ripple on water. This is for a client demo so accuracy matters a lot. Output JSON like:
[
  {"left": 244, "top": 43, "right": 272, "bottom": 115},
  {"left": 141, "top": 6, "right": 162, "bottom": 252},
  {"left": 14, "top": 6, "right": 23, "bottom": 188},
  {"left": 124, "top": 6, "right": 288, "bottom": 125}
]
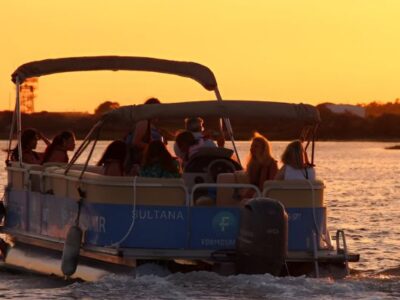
[{"left": 0, "top": 141, "right": 399, "bottom": 299}]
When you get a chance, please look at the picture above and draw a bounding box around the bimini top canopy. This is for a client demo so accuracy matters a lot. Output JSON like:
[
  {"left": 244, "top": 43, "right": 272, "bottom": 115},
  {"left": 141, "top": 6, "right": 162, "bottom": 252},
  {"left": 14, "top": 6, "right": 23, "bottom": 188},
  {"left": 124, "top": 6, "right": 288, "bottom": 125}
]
[
  {"left": 103, "top": 100, "right": 321, "bottom": 124},
  {"left": 11, "top": 56, "right": 217, "bottom": 91}
]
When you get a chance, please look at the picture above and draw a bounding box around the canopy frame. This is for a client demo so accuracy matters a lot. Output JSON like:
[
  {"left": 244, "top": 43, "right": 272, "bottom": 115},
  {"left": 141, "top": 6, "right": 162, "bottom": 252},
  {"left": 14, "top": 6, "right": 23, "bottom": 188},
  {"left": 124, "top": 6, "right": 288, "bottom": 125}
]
[{"left": 9, "top": 56, "right": 243, "bottom": 166}]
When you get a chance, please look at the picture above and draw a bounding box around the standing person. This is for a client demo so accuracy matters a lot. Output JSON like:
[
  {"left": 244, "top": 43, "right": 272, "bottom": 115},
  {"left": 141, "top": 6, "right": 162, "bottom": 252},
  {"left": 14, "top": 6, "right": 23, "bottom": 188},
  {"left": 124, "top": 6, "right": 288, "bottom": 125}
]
[
  {"left": 173, "top": 117, "right": 219, "bottom": 159},
  {"left": 41, "top": 131, "right": 76, "bottom": 164},
  {"left": 275, "top": 140, "right": 316, "bottom": 180},
  {"left": 245, "top": 132, "right": 278, "bottom": 191},
  {"left": 140, "top": 140, "right": 181, "bottom": 178},
  {"left": 10, "top": 128, "right": 50, "bottom": 164},
  {"left": 97, "top": 140, "right": 127, "bottom": 176},
  {"left": 127, "top": 98, "right": 165, "bottom": 166}
]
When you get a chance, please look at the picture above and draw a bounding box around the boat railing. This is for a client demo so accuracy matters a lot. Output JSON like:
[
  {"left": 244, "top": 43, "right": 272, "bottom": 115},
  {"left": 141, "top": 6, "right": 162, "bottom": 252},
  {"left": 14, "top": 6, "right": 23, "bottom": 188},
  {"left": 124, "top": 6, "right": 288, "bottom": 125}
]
[
  {"left": 7, "top": 164, "right": 190, "bottom": 206},
  {"left": 262, "top": 180, "right": 325, "bottom": 208},
  {"left": 190, "top": 183, "right": 261, "bottom": 206},
  {"left": 42, "top": 168, "right": 190, "bottom": 206}
]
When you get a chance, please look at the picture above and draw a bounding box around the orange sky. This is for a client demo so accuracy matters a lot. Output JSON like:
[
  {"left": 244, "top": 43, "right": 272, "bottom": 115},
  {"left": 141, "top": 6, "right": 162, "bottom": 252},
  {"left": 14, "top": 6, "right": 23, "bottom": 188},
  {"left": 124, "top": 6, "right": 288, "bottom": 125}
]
[{"left": 1, "top": 1, "right": 400, "bottom": 112}]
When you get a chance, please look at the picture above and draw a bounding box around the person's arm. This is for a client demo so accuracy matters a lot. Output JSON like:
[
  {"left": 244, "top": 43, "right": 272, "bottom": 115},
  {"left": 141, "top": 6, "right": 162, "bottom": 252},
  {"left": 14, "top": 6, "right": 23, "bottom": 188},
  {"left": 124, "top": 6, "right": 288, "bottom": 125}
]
[
  {"left": 214, "top": 131, "right": 225, "bottom": 148},
  {"left": 37, "top": 132, "right": 50, "bottom": 146},
  {"left": 173, "top": 141, "right": 184, "bottom": 159},
  {"left": 269, "top": 161, "right": 278, "bottom": 180},
  {"left": 274, "top": 165, "right": 286, "bottom": 180},
  {"left": 132, "top": 120, "right": 148, "bottom": 149}
]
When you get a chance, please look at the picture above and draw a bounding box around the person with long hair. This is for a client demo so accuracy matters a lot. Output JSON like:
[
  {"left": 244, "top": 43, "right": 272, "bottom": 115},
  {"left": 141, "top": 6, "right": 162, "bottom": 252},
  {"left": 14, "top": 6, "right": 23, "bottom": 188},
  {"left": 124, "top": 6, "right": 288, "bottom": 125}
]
[
  {"left": 275, "top": 139, "right": 316, "bottom": 180},
  {"left": 140, "top": 140, "right": 181, "bottom": 178},
  {"left": 124, "top": 98, "right": 169, "bottom": 173},
  {"left": 10, "top": 128, "right": 50, "bottom": 164},
  {"left": 97, "top": 140, "right": 127, "bottom": 176},
  {"left": 41, "top": 131, "right": 75, "bottom": 164},
  {"left": 245, "top": 132, "right": 278, "bottom": 191}
]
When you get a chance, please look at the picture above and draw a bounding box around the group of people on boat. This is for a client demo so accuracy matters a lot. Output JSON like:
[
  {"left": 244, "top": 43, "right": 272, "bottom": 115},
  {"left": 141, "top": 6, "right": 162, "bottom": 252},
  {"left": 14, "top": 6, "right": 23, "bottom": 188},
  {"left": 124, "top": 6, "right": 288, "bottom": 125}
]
[
  {"left": 9, "top": 97, "right": 315, "bottom": 188},
  {"left": 97, "top": 98, "right": 316, "bottom": 185},
  {"left": 10, "top": 128, "right": 76, "bottom": 165},
  {"left": 246, "top": 134, "right": 315, "bottom": 191}
]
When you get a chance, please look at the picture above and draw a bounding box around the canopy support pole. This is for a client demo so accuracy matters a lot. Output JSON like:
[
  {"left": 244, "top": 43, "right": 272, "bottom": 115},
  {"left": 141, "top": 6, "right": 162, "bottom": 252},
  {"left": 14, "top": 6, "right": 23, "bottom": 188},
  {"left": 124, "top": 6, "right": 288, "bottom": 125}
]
[
  {"left": 65, "top": 120, "right": 103, "bottom": 175},
  {"left": 15, "top": 78, "right": 22, "bottom": 167},
  {"left": 6, "top": 96, "right": 18, "bottom": 164},
  {"left": 214, "top": 88, "right": 241, "bottom": 166}
]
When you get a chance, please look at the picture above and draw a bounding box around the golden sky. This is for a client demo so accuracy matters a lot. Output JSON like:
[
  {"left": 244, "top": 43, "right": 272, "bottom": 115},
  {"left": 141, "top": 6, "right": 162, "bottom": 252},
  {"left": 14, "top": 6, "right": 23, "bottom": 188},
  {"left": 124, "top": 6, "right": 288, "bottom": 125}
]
[{"left": 1, "top": 1, "right": 400, "bottom": 112}]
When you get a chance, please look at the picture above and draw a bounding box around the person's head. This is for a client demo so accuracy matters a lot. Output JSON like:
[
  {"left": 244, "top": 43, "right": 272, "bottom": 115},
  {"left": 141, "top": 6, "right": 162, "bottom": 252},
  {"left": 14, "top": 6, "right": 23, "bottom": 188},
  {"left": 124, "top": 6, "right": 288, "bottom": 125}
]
[
  {"left": 11, "top": 128, "right": 39, "bottom": 161},
  {"left": 185, "top": 117, "right": 204, "bottom": 133},
  {"left": 144, "top": 97, "right": 161, "bottom": 105},
  {"left": 42, "top": 131, "right": 75, "bottom": 163},
  {"left": 281, "top": 140, "right": 307, "bottom": 169},
  {"left": 175, "top": 130, "right": 196, "bottom": 154},
  {"left": 144, "top": 98, "right": 161, "bottom": 123},
  {"left": 53, "top": 131, "right": 76, "bottom": 151},
  {"left": 249, "top": 132, "right": 273, "bottom": 161},
  {"left": 97, "top": 140, "right": 127, "bottom": 166},
  {"left": 21, "top": 128, "right": 39, "bottom": 150}
]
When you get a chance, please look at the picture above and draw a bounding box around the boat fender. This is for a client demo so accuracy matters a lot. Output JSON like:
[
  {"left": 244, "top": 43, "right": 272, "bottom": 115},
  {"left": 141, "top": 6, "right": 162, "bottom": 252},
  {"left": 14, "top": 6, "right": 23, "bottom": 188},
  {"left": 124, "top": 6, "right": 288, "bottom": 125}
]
[
  {"left": 0, "top": 238, "right": 8, "bottom": 260},
  {"left": 0, "top": 201, "right": 5, "bottom": 223},
  {"left": 61, "top": 225, "right": 83, "bottom": 277}
]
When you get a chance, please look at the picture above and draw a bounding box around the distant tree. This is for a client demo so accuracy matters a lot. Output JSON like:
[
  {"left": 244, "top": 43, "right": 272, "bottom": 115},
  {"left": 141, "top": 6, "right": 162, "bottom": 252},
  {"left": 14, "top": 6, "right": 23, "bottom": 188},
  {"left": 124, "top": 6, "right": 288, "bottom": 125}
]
[{"left": 94, "top": 101, "right": 120, "bottom": 115}]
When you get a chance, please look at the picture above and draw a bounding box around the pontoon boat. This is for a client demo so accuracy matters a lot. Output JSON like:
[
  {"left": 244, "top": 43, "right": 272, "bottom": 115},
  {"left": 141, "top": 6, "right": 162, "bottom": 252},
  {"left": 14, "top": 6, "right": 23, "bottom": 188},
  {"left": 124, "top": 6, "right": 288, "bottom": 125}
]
[{"left": 1, "top": 56, "right": 359, "bottom": 281}]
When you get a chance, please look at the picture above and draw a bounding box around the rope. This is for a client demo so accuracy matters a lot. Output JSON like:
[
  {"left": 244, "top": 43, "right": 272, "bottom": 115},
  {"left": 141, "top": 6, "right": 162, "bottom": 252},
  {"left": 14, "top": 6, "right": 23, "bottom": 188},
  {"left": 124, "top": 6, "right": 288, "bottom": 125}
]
[{"left": 108, "top": 176, "right": 138, "bottom": 248}]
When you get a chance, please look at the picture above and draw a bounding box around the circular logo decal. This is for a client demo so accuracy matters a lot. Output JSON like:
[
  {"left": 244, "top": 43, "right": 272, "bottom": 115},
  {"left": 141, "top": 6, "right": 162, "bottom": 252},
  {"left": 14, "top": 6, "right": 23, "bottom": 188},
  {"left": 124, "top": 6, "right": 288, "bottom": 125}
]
[{"left": 212, "top": 211, "right": 237, "bottom": 236}]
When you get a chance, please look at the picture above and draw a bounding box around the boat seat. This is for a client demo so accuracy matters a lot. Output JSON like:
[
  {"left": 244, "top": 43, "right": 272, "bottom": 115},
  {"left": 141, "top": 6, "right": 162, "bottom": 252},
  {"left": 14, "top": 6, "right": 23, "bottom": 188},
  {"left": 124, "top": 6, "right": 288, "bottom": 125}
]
[
  {"left": 43, "top": 168, "right": 187, "bottom": 206},
  {"left": 216, "top": 171, "right": 252, "bottom": 207},
  {"left": 7, "top": 162, "right": 44, "bottom": 190},
  {"left": 262, "top": 180, "right": 325, "bottom": 208},
  {"left": 42, "top": 162, "right": 67, "bottom": 168},
  {"left": 68, "top": 164, "right": 103, "bottom": 174}
]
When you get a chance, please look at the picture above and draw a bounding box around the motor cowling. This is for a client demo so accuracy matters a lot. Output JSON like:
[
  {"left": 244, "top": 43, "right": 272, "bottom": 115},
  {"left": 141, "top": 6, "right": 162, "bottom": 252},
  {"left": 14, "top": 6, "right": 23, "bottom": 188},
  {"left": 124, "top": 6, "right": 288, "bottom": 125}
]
[{"left": 236, "top": 197, "right": 288, "bottom": 276}]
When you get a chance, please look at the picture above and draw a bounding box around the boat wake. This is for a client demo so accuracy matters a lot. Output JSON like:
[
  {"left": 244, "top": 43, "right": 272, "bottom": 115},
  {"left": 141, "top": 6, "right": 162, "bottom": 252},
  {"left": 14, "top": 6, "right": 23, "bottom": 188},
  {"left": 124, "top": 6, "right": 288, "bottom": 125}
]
[
  {"left": 0, "top": 264, "right": 399, "bottom": 299},
  {"left": 56, "top": 268, "right": 400, "bottom": 299}
]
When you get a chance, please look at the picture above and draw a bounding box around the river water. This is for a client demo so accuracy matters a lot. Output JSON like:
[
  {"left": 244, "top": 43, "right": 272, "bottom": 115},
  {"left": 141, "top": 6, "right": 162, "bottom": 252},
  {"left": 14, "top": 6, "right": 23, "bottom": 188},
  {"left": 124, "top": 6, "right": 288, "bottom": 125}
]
[{"left": 0, "top": 141, "right": 399, "bottom": 299}]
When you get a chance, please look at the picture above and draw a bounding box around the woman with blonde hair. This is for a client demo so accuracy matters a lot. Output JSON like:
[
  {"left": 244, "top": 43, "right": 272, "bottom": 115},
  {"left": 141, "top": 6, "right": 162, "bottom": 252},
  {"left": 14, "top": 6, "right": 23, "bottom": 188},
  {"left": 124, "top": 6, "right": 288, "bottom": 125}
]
[
  {"left": 275, "top": 139, "right": 316, "bottom": 180},
  {"left": 246, "top": 132, "right": 278, "bottom": 191}
]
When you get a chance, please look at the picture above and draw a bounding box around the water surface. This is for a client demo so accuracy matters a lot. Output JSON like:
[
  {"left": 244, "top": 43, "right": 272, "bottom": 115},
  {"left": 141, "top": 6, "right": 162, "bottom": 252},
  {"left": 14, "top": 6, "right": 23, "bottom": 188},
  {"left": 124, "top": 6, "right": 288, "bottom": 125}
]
[{"left": 0, "top": 141, "right": 399, "bottom": 299}]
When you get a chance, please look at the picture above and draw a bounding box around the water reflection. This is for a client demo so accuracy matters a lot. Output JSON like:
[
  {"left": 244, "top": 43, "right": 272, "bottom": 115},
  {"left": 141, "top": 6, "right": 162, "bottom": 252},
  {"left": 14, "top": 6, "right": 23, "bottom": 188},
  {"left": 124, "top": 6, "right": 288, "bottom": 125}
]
[{"left": 0, "top": 141, "right": 399, "bottom": 299}]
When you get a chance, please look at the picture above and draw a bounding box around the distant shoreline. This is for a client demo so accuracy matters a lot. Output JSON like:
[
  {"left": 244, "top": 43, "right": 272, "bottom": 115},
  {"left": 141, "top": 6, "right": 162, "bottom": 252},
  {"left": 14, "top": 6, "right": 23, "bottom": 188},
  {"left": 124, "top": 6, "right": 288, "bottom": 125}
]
[{"left": 1, "top": 102, "right": 400, "bottom": 141}]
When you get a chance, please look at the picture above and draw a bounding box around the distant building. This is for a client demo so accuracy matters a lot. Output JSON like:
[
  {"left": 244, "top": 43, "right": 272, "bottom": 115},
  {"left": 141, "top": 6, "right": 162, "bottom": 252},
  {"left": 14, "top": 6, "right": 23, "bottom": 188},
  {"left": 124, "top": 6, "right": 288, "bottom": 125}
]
[{"left": 325, "top": 104, "right": 366, "bottom": 118}]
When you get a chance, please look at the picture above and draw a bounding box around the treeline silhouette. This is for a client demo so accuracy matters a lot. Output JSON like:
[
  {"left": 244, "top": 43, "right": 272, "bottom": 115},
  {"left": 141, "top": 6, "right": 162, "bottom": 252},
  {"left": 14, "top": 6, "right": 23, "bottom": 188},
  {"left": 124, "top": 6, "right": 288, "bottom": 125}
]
[{"left": 1, "top": 101, "right": 399, "bottom": 141}]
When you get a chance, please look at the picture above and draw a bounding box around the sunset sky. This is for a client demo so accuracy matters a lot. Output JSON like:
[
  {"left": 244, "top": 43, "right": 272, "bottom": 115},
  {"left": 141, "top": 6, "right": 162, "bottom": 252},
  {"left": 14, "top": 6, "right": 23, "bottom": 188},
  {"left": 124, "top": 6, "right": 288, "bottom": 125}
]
[{"left": 1, "top": 1, "right": 400, "bottom": 112}]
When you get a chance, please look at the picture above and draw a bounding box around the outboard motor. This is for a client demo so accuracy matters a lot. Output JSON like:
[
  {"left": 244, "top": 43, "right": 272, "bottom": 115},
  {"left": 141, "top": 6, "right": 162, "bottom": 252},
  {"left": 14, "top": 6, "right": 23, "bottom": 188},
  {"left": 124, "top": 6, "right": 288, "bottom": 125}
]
[{"left": 236, "top": 197, "right": 288, "bottom": 276}]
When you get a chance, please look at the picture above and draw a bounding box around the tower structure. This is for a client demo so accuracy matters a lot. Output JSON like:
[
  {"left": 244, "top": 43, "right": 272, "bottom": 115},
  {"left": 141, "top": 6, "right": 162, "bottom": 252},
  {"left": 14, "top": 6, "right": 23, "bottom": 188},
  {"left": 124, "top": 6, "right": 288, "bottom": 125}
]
[{"left": 20, "top": 77, "right": 38, "bottom": 113}]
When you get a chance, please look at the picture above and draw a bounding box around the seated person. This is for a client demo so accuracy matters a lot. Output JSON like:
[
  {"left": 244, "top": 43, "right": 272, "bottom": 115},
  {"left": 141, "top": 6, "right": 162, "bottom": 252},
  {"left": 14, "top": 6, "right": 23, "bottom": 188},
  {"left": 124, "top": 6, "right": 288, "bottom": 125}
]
[
  {"left": 97, "top": 140, "right": 128, "bottom": 176},
  {"left": 246, "top": 132, "right": 278, "bottom": 190},
  {"left": 174, "top": 117, "right": 219, "bottom": 159},
  {"left": 42, "top": 131, "right": 76, "bottom": 164},
  {"left": 10, "top": 128, "right": 50, "bottom": 164},
  {"left": 128, "top": 97, "right": 166, "bottom": 164},
  {"left": 175, "top": 130, "right": 218, "bottom": 166},
  {"left": 275, "top": 140, "right": 316, "bottom": 180},
  {"left": 140, "top": 140, "right": 181, "bottom": 178}
]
